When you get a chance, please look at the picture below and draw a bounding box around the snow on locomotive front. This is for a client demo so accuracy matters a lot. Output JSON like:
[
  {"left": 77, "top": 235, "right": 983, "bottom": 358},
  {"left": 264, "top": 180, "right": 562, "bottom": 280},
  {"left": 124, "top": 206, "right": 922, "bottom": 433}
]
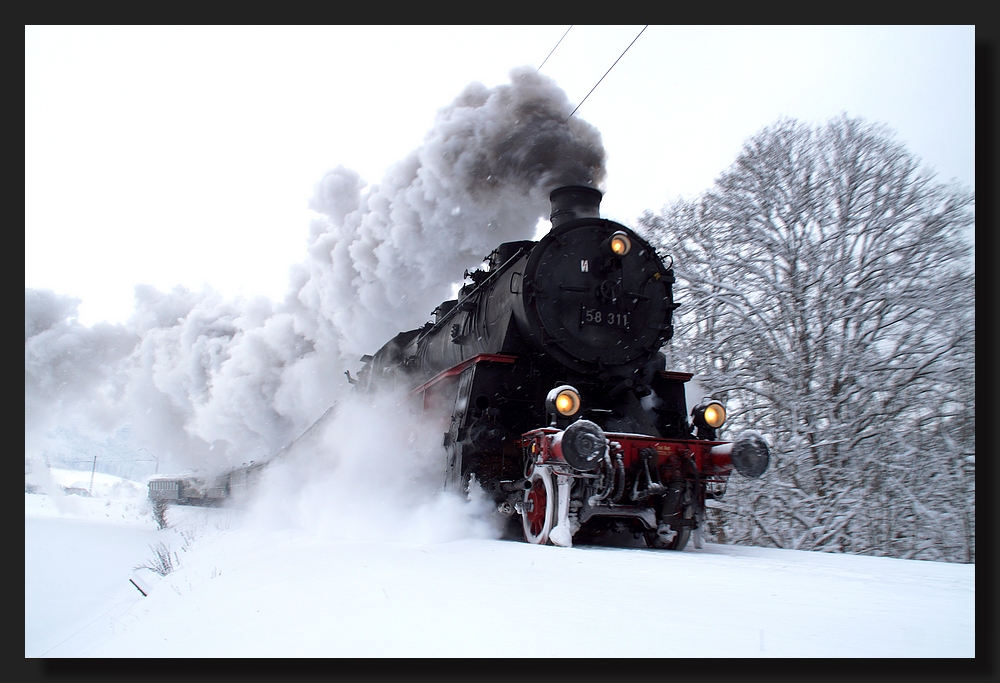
[{"left": 354, "top": 186, "right": 769, "bottom": 549}]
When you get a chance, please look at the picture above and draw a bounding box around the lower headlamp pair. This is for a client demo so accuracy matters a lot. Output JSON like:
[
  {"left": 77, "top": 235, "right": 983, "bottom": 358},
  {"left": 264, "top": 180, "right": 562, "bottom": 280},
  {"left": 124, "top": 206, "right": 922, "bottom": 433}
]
[{"left": 550, "top": 385, "right": 726, "bottom": 430}]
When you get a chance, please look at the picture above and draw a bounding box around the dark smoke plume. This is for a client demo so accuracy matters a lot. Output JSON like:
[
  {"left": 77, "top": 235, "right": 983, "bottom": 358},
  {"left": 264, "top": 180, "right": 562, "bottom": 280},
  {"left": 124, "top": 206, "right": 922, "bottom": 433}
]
[{"left": 300, "top": 66, "right": 605, "bottom": 363}]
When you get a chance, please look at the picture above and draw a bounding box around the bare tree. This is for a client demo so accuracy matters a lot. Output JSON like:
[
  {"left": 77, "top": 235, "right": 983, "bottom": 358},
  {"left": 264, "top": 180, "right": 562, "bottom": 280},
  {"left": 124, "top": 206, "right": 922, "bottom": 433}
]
[{"left": 639, "top": 115, "right": 975, "bottom": 562}]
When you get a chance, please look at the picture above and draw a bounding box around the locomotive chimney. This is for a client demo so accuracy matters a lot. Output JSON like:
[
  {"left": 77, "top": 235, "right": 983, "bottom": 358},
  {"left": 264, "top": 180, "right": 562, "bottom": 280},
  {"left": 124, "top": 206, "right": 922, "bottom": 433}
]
[{"left": 549, "top": 186, "right": 603, "bottom": 229}]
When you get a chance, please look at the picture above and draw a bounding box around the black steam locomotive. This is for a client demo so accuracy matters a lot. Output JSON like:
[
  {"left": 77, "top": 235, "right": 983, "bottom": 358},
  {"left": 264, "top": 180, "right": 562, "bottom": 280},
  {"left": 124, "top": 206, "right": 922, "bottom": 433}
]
[{"left": 354, "top": 186, "right": 768, "bottom": 550}]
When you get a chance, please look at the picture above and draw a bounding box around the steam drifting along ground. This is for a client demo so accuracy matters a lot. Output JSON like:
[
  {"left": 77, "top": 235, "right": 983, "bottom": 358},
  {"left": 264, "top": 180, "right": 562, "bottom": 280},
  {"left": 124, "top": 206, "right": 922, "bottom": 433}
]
[{"left": 27, "top": 469, "right": 974, "bottom": 658}]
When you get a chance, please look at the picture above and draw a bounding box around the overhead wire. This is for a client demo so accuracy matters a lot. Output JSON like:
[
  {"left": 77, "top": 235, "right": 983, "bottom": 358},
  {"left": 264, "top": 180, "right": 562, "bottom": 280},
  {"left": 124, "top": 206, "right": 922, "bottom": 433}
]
[
  {"left": 538, "top": 25, "right": 572, "bottom": 72},
  {"left": 565, "top": 25, "right": 648, "bottom": 122}
]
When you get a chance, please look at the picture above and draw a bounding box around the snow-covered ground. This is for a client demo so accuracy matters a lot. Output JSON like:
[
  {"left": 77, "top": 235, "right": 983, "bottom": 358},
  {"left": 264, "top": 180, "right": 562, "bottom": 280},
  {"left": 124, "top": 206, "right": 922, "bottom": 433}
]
[{"left": 26, "top": 469, "right": 975, "bottom": 658}]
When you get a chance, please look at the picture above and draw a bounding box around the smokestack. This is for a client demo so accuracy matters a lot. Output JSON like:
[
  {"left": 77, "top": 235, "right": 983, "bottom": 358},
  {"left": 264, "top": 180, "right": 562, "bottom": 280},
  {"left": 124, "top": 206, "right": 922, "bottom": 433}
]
[{"left": 549, "top": 186, "right": 603, "bottom": 229}]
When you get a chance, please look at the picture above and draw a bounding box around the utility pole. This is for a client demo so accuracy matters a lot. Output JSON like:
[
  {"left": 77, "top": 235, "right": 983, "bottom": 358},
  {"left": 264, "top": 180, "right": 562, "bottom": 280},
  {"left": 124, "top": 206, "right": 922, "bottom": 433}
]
[
  {"left": 89, "top": 454, "right": 97, "bottom": 495},
  {"left": 139, "top": 448, "right": 158, "bottom": 475}
]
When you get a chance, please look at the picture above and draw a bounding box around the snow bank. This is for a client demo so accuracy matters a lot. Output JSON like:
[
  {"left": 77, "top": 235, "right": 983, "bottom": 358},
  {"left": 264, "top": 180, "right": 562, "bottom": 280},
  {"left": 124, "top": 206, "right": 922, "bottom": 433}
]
[{"left": 27, "top": 469, "right": 974, "bottom": 658}]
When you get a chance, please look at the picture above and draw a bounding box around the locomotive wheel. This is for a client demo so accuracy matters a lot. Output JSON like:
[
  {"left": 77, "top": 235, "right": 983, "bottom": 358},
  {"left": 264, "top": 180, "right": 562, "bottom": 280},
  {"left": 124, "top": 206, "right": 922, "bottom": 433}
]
[
  {"left": 522, "top": 467, "right": 556, "bottom": 545},
  {"left": 644, "top": 503, "right": 694, "bottom": 551}
]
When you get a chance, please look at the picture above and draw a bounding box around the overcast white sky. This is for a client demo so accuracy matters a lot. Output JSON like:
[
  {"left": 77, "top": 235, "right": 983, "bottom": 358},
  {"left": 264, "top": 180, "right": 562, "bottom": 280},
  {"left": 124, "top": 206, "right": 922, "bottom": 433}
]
[{"left": 25, "top": 25, "right": 975, "bottom": 326}]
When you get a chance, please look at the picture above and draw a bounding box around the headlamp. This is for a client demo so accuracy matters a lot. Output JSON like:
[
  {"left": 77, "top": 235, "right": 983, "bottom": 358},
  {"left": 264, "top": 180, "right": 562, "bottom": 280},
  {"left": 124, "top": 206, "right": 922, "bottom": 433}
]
[
  {"left": 693, "top": 400, "right": 726, "bottom": 429},
  {"left": 553, "top": 387, "right": 581, "bottom": 417},
  {"left": 609, "top": 231, "right": 632, "bottom": 256},
  {"left": 703, "top": 402, "right": 726, "bottom": 428}
]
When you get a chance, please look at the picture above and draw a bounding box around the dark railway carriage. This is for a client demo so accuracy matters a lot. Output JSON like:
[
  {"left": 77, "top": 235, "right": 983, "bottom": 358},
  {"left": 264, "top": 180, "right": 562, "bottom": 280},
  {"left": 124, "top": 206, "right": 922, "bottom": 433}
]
[
  {"left": 148, "top": 460, "right": 269, "bottom": 508},
  {"left": 146, "top": 400, "right": 340, "bottom": 512},
  {"left": 355, "top": 186, "right": 769, "bottom": 549},
  {"left": 148, "top": 473, "right": 228, "bottom": 507}
]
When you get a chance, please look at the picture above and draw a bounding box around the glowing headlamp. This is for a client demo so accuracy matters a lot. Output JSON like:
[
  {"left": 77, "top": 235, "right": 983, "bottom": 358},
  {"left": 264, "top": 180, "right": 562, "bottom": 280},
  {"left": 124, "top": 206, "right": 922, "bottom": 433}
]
[
  {"left": 554, "top": 388, "right": 581, "bottom": 416},
  {"left": 609, "top": 231, "right": 632, "bottom": 256},
  {"left": 703, "top": 402, "right": 726, "bottom": 428},
  {"left": 693, "top": 400, "right": 726, "bottom": 430},
  {"left": 546, "top": 385, "right": 582, "bottom": 423}
]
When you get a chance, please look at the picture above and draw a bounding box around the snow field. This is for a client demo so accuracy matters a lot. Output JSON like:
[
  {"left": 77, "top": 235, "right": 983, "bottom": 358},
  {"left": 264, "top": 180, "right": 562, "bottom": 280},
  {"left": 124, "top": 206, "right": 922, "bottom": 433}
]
[{"left": 26, "top": 470, "right": 974, "bottom": 658}]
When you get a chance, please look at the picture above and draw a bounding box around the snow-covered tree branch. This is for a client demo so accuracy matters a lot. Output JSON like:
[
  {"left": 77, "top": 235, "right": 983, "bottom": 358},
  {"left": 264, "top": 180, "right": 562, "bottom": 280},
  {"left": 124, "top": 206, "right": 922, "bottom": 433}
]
[{"left": 639, "top": 115, "right": 975, "bottom": 562}]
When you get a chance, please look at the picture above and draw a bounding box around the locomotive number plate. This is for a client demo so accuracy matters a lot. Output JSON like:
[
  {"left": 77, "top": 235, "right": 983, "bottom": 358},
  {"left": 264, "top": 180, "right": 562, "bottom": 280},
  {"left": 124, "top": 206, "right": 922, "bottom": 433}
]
[{"left": 581, "top": 305, "right": 630, "bottom": 330}]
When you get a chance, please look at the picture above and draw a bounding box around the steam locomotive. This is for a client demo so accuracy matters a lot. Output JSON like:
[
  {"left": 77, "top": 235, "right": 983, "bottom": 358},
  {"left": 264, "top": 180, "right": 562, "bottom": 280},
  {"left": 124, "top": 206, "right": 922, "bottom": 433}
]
[{"left": 354, "top": 186, "right": 769, "bottom": 550}]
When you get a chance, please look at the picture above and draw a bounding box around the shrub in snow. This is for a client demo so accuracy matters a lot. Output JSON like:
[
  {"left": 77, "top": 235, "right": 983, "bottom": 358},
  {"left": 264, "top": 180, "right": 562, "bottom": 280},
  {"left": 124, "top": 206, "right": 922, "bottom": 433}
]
[
  {"left": 152, "top": 499, "right": 169, "bottom": 530},
  {"left": 135, "top": 542, "right": 176, "bottom": 576}
]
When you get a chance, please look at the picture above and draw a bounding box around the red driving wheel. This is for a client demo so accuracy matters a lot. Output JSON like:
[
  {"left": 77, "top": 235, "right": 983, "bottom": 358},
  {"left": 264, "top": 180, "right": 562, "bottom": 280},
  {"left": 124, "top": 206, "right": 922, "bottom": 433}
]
[{"left": 522, "top": 467, "right": 555, "bottom": 545}]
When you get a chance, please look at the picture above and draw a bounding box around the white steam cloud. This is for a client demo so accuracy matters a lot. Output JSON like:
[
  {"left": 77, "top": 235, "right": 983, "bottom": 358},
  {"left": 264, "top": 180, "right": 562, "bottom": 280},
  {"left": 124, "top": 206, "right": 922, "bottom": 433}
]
[
  {"left": 298, "top": 65, "right": 604, "bottom": 362},
  {"left": 25, "top": 67, "right": 605, "bottom": 529},
  {"left": 240, "top": 388, "right": 502, "bottom": 544}
]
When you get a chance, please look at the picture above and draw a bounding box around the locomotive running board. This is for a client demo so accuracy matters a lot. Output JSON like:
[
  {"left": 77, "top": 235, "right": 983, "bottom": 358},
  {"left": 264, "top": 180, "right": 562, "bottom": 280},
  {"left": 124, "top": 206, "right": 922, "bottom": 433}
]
[{"left": 406, "top": 353, "right": 517, "bottom": 399}]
